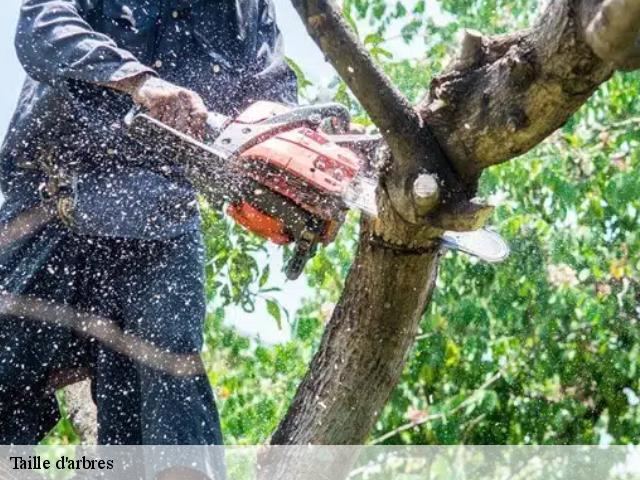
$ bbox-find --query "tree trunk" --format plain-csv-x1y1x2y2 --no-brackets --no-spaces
272,220,440,444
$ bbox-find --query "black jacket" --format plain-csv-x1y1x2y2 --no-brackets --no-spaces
0,0,298,239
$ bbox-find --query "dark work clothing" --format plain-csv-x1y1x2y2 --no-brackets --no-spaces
0,190,222,446
0,0,297,450
1,0,297,239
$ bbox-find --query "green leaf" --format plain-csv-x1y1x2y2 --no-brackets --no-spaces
266,299,283,330
370,46,393,60
259,264,270,288
286,57,313,91
364,32,384,45
342,3,360,36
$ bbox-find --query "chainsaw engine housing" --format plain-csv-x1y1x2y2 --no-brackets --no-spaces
126,101,366,280
226,102,363,279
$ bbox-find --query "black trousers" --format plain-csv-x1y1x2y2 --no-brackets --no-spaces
0,210,222,446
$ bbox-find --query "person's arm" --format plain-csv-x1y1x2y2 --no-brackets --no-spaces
15,0,207,136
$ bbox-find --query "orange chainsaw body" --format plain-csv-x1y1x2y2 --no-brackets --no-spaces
227,101,363,247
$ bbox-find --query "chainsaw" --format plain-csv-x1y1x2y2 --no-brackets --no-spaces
125,101,509,280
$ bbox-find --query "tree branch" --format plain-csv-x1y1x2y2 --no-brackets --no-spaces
417,0,637,180
289,0,420,139
584,0,640,70
290,0,470,231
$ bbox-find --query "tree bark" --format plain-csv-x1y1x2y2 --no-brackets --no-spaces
419,0,640,179
64,380,98,444
273,0,640,449
272,221,440,444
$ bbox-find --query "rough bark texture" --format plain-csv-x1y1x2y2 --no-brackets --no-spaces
271,221,440,444
418,0,636,180
584,0,640,70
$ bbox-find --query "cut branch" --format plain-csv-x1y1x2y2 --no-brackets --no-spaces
418,0,627,180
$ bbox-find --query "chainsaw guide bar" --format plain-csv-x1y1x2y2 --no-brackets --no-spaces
125,102,510,279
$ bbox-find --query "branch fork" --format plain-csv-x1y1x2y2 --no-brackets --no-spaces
272,0,640,451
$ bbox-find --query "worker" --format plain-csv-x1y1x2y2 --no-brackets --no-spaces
0,0,296,454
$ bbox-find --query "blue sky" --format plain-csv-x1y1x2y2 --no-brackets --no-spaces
0,2,25,135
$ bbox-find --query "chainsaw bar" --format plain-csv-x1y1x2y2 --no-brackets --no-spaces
125,110,244,207
342,176,510,263
342,174,379,218
125,108,510,268
441,229,510,263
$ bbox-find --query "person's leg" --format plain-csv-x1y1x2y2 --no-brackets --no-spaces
64,237,141,445
92,230,222,446
0,223,89,444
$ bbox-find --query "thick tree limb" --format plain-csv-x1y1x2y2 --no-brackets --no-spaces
289,0,420,142
271,221,440,444
584,0,640,70
418,0,640,179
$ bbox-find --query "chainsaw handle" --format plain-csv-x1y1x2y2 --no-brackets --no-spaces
260,103,351,131
124,105,143,127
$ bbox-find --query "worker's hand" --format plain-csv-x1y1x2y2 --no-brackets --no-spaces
109,74,208,139
132,76,208,139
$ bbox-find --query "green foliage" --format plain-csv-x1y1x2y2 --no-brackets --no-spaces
372,70,640,444
200,207,280,313
202,309,313,444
